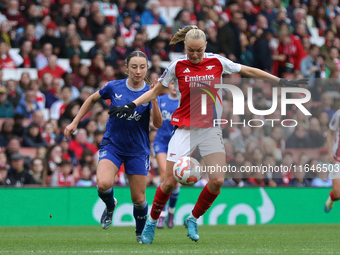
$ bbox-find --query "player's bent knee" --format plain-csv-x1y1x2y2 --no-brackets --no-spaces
97,180,112,191
162,179,177,194
209,178,224,189
131,196,146,205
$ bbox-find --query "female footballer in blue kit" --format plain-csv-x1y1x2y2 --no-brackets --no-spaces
153,81,179,229
64,51,162,243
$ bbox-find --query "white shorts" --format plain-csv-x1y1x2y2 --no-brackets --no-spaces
329,162,340,179
166,127,225,162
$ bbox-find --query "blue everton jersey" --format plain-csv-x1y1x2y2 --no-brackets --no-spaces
154,94,178,143
99,79,151,156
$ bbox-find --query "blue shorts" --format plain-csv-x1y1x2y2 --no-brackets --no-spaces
98,143,149,176
153,139,169,156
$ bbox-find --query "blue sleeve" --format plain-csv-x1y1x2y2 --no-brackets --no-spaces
99,81,115,100
15,104,25,115
160,17,167,25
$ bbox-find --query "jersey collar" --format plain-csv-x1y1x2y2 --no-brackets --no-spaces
125,79,146,92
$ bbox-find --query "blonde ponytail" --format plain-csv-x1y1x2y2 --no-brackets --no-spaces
170,25,206,45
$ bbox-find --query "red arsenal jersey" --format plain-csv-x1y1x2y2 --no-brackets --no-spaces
159,53,241,128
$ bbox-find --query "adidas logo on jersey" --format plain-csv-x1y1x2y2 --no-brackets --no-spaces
183,68,191,73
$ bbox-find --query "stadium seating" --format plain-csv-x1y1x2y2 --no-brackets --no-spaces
2,68,38,81
145,24,162,40
169,52,183,61
309,28,325,47
80,41,95,53
19,147,38,158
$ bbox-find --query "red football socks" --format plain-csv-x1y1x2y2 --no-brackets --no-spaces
330,190,339,201
192,185,220,219
150,186,171,220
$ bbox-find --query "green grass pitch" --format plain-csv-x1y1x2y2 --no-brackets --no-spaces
1,225,340,254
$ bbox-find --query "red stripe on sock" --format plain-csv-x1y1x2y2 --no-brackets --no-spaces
330,190,339,201
150,186,171,220
192,185,220,219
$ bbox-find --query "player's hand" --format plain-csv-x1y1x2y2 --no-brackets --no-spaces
278,78,309,87
108,102,136,120
64,122,78,140
150,82,158,105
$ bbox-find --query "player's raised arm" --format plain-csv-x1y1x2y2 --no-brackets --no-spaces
239,65,308,87
134,81,164,106
64,91,101,139
109,81,165,120
150,85,163,129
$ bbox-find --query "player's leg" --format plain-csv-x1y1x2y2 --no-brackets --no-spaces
185,128,225,241
142,128,192,244
97,159,119,229
325,164,340,213
156,152,167,182
125,155,149,243
155,152,167,228
155,141,181,229
142,160,178,244
167,184,180,228
325,179,340,213
127,174,148,243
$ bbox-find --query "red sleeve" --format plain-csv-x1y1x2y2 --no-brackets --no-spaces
57,67,65,78
87,143,98,155
69,140,82,159
38,68,46,80
294,38,307,72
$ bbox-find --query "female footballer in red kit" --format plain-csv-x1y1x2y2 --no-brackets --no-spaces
109,25,308,243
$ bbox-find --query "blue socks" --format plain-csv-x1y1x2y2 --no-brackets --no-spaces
134,200,148,234
169,186,180,209
97,187,116,211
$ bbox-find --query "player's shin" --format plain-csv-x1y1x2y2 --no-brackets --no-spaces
150,186,171,221
134,200,148,234
97,187,116,211
191,183,221,219
330,190,340,201
169,185,180,213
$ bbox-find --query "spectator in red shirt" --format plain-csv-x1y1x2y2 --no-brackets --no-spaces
248,171,266,187
19,40,36,68
50,85,72,120
40,0,51,16
0,40,16,68
69,128,98,159
49,159,75,187
3,0,28,29
89,53,105,77
38,55,65,79
101,65,115,83
275,27,306,77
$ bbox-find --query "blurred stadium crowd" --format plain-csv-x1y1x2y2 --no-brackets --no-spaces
0,0,339,188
